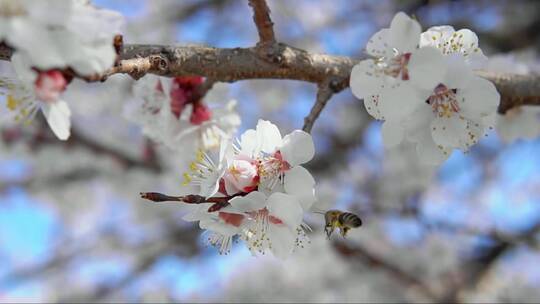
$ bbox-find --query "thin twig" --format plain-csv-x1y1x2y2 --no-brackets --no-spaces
334,241,438,301
248,0,276,45
303,81,335,133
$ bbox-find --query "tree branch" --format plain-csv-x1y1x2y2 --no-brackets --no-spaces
303,81,335,133
2,43,540,128
248,0,276,46
334,241,437,301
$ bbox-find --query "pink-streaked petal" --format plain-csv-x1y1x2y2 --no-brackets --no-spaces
267,192,303,229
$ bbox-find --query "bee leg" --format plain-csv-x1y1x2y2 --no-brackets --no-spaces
325,225,334,239
340,227,350,238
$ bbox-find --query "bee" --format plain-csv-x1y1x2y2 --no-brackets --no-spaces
320,210,362,238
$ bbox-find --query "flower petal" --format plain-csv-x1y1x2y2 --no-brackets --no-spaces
267,192,303,229
366,28,391,58
268,224,295,259
350,60,385,99
239,129,258,157
42,100,71,140
378,85,424,121
416,134,451,165
441,53,474,89
419,25,455,48
229,191,268,212
408,47,447,91
382,120,404,148
256,119,282,154
458,76,500,118
388,12,421,53
280,130,314,166
430,115,467,148
284,166,316,210
364,95,384,120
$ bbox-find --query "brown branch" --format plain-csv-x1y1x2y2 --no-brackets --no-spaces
335,241,437,301
140,191,246,212
439,221,540,303
2,42,540,126
248,0,276,46
303,81,335,133
475,71,540,114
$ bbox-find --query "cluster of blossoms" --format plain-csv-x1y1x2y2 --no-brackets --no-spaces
130,75,241,152
182,120,316,258
350,12,500,164
0,0,123,140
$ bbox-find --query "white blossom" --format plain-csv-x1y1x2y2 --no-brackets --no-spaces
350,12,447,123
0,0,123,75
129,75,241,153
1,54,71,140
420,25,487,68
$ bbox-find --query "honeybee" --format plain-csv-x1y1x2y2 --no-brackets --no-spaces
320,210,362,238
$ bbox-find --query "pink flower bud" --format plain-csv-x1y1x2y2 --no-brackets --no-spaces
190,104,212,125
34,70,67,103
224,155,259,193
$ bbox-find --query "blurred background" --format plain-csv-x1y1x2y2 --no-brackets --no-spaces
1,0,540,302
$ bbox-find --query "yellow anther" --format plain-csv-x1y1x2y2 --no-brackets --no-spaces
189,161,198,172
195,149,204,162
6,94,19,111
182,172,192,186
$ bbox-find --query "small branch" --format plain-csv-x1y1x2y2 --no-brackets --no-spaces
334,241,437,301
140,191,244,212
191,78,217,104
303,81,336,133
476,71,540,114
248,0,276,46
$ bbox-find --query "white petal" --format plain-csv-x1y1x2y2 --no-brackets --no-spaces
408,47,447,91
416,135,451,165
239,129,258,157
404,105,434,143
419,25,455,48
364,95,384,120
430,115,467,148
42,100,71,140
350,60,385,99
382,120,404,148
458,76,500,118
284,166,316,210
388,12,421,53
229,191,267,212
441,54,474,89
378,85,424,121
267,192,303,229
280,130,315,166
10,53,37,83
256,120,282,154
200,219,239,237
366,28,391,58
268,224,295,259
